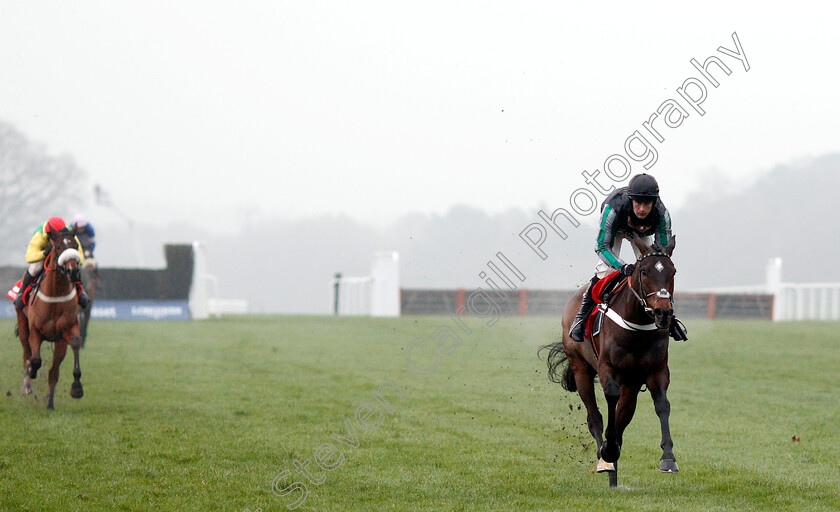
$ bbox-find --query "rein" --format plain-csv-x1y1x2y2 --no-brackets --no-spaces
626,252,673,320
599,251,673,333
35,240,82,304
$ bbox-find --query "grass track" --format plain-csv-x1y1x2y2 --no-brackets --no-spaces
0,316,838,511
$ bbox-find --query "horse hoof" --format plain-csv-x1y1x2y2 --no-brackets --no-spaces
597,458,616,473
29,359,41,379
659,458,679,473
601,444,620,463
47,403,54,411
21,384,32,395
70,384,84,399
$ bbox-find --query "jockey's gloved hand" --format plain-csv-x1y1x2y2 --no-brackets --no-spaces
621,263,635,276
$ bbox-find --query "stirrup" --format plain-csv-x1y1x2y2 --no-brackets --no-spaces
569,318,586,342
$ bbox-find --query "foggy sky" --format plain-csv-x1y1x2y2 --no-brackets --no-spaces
0,2,838,233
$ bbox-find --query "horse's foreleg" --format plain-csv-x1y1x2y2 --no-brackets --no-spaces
47,341,68,410
613,384,641,455
69,334,83,399
600,370,621,464
649,370,678,473
600,372,641,462
28,330,42,380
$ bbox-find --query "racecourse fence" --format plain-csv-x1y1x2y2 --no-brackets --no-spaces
400,289,774,319
0,243,203,320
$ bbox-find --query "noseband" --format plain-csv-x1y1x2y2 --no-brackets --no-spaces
628,251,673,319
47,237,82,281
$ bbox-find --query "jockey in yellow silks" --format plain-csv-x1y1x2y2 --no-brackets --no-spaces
14,216,90,311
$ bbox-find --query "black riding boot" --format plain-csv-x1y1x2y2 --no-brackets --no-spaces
14,271,34,312
669,317,688,341
76,282,90,309
569,275,600,342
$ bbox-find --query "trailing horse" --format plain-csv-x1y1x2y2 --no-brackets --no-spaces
541,234,679,487
16,228,85,410
79,259,99,347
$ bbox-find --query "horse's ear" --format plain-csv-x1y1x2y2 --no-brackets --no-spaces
632,232,651,255
664,235,676,256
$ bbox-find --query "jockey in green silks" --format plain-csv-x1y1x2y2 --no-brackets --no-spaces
569,173,686,342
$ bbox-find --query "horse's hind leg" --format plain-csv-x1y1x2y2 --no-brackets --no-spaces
16,313,33,394
47,341,68,410
20,344,32,395
648,369,679,473
69,334,83,399
79,308,90,347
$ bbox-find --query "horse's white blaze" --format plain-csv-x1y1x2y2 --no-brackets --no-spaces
655,261,664,273
597,458,616,473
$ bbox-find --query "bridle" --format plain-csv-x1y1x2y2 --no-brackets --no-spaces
45,234,83,283
627,251,674,319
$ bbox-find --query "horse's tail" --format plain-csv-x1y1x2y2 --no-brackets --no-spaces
538,341,577,392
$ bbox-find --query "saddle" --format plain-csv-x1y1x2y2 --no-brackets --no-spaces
583,271,689,349
584,272,628,354
6,278,39,307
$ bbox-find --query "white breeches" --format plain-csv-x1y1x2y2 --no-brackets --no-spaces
27,261,44,276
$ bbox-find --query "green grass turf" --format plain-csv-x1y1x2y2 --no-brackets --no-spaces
0,316,837,511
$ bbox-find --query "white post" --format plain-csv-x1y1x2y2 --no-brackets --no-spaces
821,287,829,320
189,241,210,320
833,288,840,321
370,251,400,317
795,288,805,321
766,257,783,321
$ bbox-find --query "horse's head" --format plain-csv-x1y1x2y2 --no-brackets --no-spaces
49,227,83,282
631,233,676,330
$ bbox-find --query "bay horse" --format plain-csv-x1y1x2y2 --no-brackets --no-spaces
16,227,85,410
79,258,99,347
541,234,678,487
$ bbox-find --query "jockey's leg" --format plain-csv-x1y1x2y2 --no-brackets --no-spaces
14,271,32,311
569,275,600,342
669,317,688,341
14,262,43,311
76,285,90,309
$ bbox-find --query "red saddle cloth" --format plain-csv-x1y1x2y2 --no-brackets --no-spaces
6,279,34,307
584,271,622,341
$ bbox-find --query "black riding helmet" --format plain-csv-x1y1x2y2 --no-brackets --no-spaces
628,173,659,202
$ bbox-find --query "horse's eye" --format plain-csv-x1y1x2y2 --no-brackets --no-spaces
640,269,647,276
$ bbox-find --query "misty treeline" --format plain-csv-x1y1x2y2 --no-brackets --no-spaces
8,113,836,314
198,154,840,313
0,121,86,264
